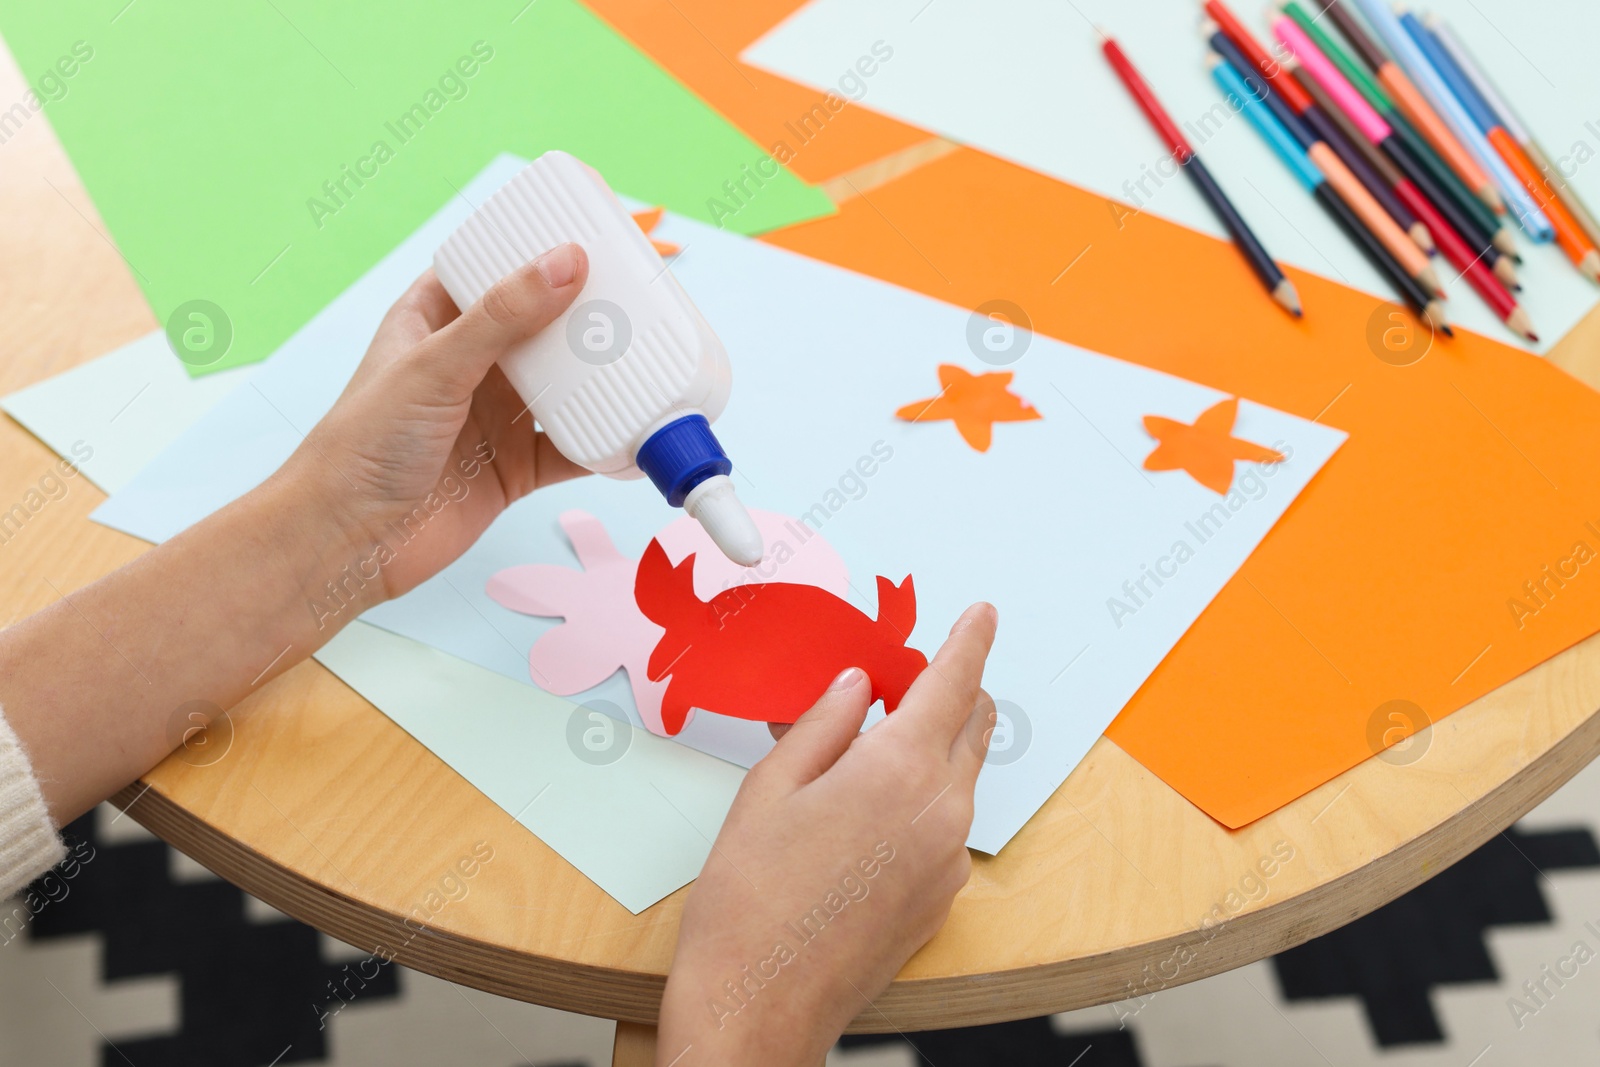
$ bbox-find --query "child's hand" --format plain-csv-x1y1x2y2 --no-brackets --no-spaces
656,603,998,1066
284,244,591,603
1,246,599,823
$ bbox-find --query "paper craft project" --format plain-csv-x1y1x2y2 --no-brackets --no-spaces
0,0,830,375
528,0,1600,822
93,155,1345,850
636,540,925,734
895,365,1042,452
488,508,850,737
764,142,1600,828
744,0,1600,350
0,340,745,915
631,208,680,258
1143,398,1285,494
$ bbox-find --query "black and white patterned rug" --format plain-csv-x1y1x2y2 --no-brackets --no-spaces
6,758,1600,1067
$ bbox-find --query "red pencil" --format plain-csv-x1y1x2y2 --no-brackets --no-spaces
1103,34,1301,315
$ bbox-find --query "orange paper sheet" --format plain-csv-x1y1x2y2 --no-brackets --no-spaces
765,147,1600,827
574,0,1600,828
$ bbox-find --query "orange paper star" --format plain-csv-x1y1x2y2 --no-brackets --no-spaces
632,207,680,257
895,364,1042,452
1142,398,1284,494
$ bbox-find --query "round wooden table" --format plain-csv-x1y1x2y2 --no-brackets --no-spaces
7,39,1600,1067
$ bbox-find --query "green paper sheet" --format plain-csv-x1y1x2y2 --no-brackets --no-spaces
1,0,832,375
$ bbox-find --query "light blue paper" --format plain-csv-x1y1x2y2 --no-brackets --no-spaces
2,331,254,494
313,622,743,914
94,154,1346,852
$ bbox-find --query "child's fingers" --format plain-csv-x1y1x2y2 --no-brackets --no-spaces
757,668,872,787
886,603,997,752
950,687,997,784
407,243,588,406
527,431,591,494
391,270,464,337
348,272,463,383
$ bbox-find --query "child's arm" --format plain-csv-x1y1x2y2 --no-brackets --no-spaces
656,607,997,1066
1,238,998,1062
0,246,589,835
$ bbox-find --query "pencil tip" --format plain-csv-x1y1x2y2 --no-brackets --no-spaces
1507,308,1538,343
1273,280,1303,316
1424,303,1451,336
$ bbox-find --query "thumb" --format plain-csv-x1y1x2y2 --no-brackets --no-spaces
409,242,588,404
759,668,872,787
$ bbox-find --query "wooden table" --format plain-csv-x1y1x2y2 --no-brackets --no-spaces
6,39,1600,1067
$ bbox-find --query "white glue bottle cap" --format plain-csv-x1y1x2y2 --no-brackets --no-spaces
684,475,764,567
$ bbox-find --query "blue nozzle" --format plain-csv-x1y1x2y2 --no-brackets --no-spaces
636,414,733,507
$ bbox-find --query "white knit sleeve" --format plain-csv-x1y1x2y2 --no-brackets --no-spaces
0,709,66,900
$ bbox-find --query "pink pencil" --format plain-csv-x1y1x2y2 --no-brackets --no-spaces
1272,15,1533,340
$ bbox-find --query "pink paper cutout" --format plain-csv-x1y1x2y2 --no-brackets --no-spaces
486,509,850,735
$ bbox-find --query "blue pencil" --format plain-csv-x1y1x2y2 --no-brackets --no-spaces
1358,0,1553,241
1411,17,1500,140
1210,53,1448,333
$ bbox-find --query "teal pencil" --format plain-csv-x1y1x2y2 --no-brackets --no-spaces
1209,53,1448,333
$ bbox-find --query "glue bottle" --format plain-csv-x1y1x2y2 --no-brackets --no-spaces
433,151,763,566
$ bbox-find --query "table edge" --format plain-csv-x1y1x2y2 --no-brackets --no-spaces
111,686,1600,1032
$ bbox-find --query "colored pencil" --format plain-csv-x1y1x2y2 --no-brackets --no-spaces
1287,65,1441,293
1424,16,1600,282
1273,16,1518,291
1102,35,1301,315
1204,11,1437,264
1281,0,1514,258
1396,8,1551,242
1324,0,1505,215
1362,0,1553,239
1426,17,1600,256
1210,55,1448,332
1270,15,1534,338
1207,24,1427,292
1271,11,1432,252
1208,3,1495,269
1204,3,1408,232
